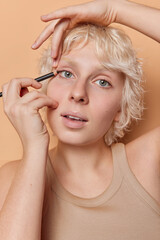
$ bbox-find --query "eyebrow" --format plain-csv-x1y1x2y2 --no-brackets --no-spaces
59,57,113,79
59,57,78,68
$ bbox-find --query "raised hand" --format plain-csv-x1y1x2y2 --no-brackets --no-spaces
2,78,58,149
32,0,120,66
32,0,160,68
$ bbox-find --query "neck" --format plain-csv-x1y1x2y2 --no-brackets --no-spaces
51,138,112,178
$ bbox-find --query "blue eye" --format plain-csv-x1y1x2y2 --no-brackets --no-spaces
95,79,111,88
59,70,73,78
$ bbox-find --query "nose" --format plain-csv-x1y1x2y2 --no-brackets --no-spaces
69,80,89,104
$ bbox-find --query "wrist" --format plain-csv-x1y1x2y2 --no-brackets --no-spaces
114,0,130,24
23,142,49,162
22,134,49,150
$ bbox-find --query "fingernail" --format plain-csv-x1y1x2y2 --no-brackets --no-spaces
53,101,59,108
38,82,42,87
51,50,55,58
52,60,58,68
31,42,37,49
41,14,47,19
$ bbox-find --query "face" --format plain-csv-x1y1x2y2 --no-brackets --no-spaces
46,42,124,146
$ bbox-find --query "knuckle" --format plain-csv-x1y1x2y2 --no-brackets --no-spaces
10,78,22,88
10,78,32,86
9,104,21,116
3,105,10,114
14,103,30,116
10,78,18,84
4,103,16,116
24,103,38,115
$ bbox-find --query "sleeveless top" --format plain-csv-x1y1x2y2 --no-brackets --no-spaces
41,143,160,240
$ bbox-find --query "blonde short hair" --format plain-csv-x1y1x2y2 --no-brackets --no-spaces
40,23,144,145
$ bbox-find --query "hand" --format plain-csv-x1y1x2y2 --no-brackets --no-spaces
32,0,121,66
2,78,58,148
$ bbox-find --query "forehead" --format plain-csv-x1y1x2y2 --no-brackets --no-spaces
60,42,105,70
59,41,124,82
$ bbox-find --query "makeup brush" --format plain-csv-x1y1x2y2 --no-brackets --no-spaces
0,71,58,98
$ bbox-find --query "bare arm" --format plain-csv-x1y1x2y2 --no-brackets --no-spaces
0,147,47,240
0,78,58,239
32,0,160,67
117,0,160,43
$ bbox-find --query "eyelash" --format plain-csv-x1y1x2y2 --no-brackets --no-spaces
57,70,112,88
58,70,73,79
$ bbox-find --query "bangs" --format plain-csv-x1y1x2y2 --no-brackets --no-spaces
40,23,144,145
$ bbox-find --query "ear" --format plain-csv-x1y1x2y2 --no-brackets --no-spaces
114,110,121,122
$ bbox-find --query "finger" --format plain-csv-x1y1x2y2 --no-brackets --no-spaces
41,5,80,22
52,43,62,68
29,96,58,111
51,18,70,58
7,78,42,102
20,91,58,110
20,90,47,103
32,20,59,49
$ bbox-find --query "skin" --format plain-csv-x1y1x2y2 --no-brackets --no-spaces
32,0,160,66
0,1,160,239
46,42,124,182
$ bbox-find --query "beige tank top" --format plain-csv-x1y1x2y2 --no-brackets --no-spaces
41,143,160,240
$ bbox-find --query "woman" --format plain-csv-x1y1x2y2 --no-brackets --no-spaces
0,0,159,239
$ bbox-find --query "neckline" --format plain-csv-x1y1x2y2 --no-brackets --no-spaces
47,143,123,207
117,144,160,215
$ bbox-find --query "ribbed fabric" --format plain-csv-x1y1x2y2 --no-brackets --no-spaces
41,143,160,240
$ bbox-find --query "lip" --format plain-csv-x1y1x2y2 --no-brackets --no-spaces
60,111,88,129
61,111,88,122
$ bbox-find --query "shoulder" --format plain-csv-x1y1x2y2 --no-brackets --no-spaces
125,126,160,204
126,126,160,163
0,160,21,210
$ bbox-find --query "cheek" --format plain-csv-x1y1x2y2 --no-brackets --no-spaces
47,81,65,101
92,93,122,123
94,92,121,115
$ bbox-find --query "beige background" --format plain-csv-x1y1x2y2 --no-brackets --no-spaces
0,0,160,167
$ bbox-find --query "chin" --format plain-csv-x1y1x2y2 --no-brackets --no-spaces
55,130,104,147
56,134,90,146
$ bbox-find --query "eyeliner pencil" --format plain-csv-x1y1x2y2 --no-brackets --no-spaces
0,71,57,98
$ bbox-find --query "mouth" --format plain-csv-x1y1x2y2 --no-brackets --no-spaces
62,115,88,122
61,112,88,122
